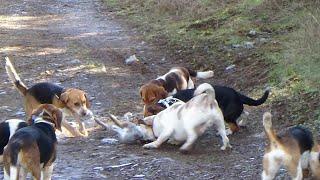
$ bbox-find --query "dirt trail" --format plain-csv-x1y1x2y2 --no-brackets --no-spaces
0,0,288,179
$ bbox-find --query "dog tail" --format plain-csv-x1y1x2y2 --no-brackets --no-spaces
194,83,215,100
188,68,214,79
263,112,278,148
238,87,270,106
5,57,28,96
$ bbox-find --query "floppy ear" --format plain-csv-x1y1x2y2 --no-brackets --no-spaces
157,86,168,100
60,90,70,104
84,93,90,108
53,94,65,107
28,104,46,124
145,104,165,117
52,109,63,131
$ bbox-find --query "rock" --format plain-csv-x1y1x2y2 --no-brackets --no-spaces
125,55,139,65
225,65,236,72
101,138,119,145
15,110,25,116
243,42,254,49
247,29,257,37
232,44,241,49
0,91,7,95
259,37,268,44
70,59,81,64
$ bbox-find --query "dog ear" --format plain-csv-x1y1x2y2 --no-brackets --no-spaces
60,90,70,104
28,104,47,124
52,109,63,131
53,94,65,107
157,86,168,100
84,93,90,108
145,104,165,117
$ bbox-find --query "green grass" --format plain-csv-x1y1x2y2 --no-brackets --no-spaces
103,0,320,124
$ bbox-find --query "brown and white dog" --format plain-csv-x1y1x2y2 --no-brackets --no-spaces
0,119,28,163
3,104,62,180
142,83,231,152
139,67,213,116
262,112,320,180
5,57,93,137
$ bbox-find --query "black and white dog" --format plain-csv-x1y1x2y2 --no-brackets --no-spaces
145,84,270,134
0,119,28,162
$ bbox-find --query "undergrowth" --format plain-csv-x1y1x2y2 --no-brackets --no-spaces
104,0,320,125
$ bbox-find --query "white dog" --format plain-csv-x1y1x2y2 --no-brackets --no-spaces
142,83,231,152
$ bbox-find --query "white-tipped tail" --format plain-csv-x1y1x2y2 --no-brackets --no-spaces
196,70,214,79
263,112,272,130
5,57,27,95
194,83,215,99
5,57,21,83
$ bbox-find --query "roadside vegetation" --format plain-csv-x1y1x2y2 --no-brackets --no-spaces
103,0,320,129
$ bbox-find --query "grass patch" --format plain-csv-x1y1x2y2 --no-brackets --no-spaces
103,0,320,124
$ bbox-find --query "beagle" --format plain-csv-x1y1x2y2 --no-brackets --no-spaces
3,104,62,180
139,67,213,115
142,83,231,152
0,119,28,163
5,57,93,137
262,112,320,180
145,85,270,134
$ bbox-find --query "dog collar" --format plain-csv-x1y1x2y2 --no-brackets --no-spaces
158,97,181,108
32,116,55,128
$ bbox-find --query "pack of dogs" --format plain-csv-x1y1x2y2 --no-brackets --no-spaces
0,57,319,179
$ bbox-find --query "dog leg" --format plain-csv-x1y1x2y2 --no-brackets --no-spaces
19,167,27,180
61,119,86,137
262,153,282,180
227,122,240,134
41,164,54,180
216,120,231,150
180,130,198,152
238,111,249,127
286,158,303,180
4,167,9,180
143,129,173,149
9,166,19,180
75,116,88,137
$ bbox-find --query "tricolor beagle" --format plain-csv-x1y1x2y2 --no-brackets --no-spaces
262,112,320,180
139,67,213,116
145,84,270,134
5,57,93,137
0,119,28,163
3,104,62,180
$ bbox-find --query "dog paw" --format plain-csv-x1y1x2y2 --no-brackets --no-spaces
226,129,233,136
143,143,158,149
220,144,232,150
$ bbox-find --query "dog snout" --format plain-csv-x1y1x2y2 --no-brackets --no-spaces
80,109,93,117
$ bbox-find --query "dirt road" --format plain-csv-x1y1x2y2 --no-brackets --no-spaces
0,0,286,179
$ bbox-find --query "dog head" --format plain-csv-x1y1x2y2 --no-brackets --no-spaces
144,103,165,117
28,104,63,131
59,88,92,117
139,83,168,105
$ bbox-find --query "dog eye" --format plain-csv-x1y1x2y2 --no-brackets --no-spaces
74,102,80,106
